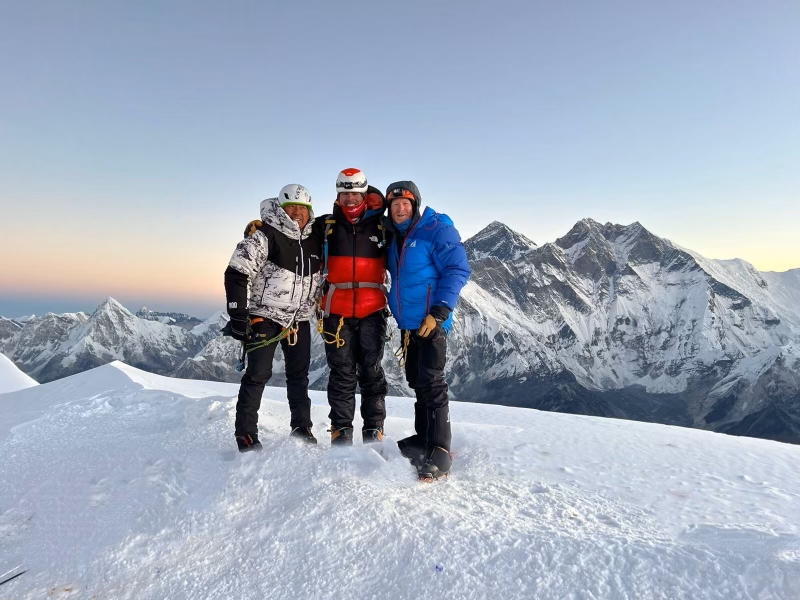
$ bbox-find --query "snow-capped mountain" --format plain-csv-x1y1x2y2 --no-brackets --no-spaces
446,218,800,443
464,220,538,262
136,306,204,328
0,299,406,393
2,219,799,444
3,311,89,381
173,333,244,383
1,363,798,598
2,299,205,383
0,316,24,354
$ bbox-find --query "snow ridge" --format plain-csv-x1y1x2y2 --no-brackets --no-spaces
0,364,798,599
0,352,38,394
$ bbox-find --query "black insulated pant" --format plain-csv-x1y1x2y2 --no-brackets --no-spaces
235,319,312,436
403,328,451,452
325,311,388,429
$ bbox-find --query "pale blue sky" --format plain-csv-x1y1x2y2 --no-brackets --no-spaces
1,0,798,317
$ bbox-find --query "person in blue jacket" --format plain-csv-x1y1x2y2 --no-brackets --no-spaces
384,180,470,480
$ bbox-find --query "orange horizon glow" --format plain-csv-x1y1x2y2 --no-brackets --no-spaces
3,208,798,311
3,247,798,305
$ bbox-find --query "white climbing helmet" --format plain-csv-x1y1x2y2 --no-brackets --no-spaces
278,184,313,209
335,168,368,194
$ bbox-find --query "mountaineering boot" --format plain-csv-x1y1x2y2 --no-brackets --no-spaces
330,426,354,446
417,446,452,481
397,434,426,466
290,427,318,444
362,426,384,444
236,433,263,453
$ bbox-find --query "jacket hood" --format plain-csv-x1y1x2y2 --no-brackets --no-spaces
420,206,453,227
386,206,446,236
260,197,316,240
385,181,422,207
365,185,386,211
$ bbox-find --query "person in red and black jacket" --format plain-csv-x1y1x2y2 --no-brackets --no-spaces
318,169,389,445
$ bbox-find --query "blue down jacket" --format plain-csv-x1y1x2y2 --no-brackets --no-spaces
386,207,470,332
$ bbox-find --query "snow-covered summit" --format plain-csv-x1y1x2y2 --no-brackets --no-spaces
0,352,38,394
465,220,538,262
136,306,204,328
551,218,672,274
0,316,23,353
0,363,798,598
3,311,90,380
190,310,226,338
62,298,202,379
94,296,132,317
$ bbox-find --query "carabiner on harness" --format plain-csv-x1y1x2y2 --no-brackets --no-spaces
246,318,299,353
318,315,345,348
394,330,410,367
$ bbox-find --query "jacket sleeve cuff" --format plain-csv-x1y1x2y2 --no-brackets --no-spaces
429,305,452,322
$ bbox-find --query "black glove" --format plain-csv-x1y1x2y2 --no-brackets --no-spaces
227,312,250,342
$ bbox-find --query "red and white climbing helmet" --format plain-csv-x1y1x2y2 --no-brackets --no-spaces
335,168,368,194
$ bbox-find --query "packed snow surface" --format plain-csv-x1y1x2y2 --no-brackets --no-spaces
0,352,38,395
1,362,798,599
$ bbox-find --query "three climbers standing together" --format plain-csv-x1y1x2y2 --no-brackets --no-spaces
224,169,470,480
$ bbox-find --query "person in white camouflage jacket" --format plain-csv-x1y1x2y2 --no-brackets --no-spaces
224,184,324,452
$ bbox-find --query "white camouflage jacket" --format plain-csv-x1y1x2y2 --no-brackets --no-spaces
226,198,323,327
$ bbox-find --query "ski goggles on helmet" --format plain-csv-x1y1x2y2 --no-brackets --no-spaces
386,188,416,202
337,181,366,191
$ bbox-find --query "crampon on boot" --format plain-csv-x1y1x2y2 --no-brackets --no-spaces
417,446,452,482
329,426,354,446
290,427,318,444
362,426,384,444
397,434,426,466
235,433,263,453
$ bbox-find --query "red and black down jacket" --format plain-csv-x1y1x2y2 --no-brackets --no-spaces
319,203,387,319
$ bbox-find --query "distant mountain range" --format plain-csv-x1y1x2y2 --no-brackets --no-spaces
3,219,799,444
449,219,800,444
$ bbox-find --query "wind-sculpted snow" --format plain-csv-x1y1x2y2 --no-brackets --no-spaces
0,352,38,394
0,364,798,598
